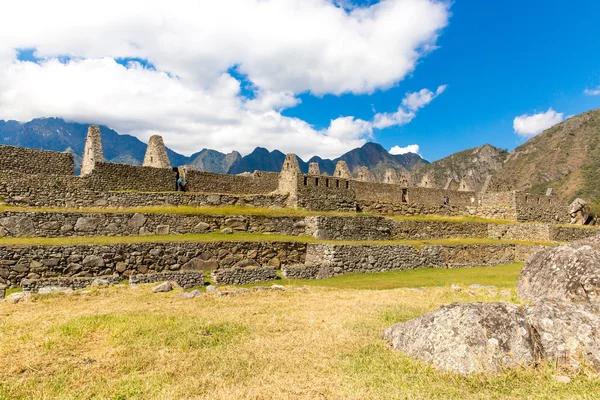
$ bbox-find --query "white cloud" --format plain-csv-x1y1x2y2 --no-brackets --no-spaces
401,85,447,111
390,144,420,155
372,84,446,129
0,0,451,159
513,108,564,137
584,87,600,96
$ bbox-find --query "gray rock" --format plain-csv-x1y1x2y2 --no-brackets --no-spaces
39,221,61,230
383,302,540,374
271,284,285,291
128,213,147,229
518,243,600,311
0,283,6,299
0,216,35,237
152,281,173,293
181,289,202,299
4,291,30,304
569,198,592,225
156,225,170,235
183,257,218,271
206,285,217,292
192,222,212,233
221,227,234,235
82,255,105,268
74,217,101,232
38,286,73,294
526,299,600,371
90,278,111,287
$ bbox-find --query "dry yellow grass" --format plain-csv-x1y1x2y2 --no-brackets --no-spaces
1,280,599,399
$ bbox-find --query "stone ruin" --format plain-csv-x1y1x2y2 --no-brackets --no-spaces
333,161,351,179
143,135,171,169
383,168,400,184
80,126,104,176
308,162,320,175
356,166,376,182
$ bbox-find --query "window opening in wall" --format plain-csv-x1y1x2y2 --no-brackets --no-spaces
525,196,528,203
326,178,329,187
303,176,308,186
549,198,552,204
315,177,319,186
346,181,349,189
402,188,408,203
150,156,153,163
336,180,340,188
537,198,541,204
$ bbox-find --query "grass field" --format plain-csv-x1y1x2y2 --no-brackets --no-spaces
1,264,599,399
0,231,558,248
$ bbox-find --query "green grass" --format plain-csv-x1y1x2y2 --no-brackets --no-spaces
0,231,558,248
241,263,524,291
2,274,599,399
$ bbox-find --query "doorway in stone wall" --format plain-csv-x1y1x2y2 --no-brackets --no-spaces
173,167,180,191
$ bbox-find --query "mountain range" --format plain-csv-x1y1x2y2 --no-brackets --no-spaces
0,118,428,176
2,109,600,203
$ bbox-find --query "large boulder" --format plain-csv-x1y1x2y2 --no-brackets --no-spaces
526,299,600,371
517,243,600,311
0,216,35,237
383,302,540,374
569,198,592,225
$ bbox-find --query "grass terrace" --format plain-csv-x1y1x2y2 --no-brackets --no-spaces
1,264,599,399
0,204,514,224
0,231,559,248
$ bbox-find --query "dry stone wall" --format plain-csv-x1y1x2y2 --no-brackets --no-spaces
392,220,488,240
0,171,289,208
295,175,356,211
129,271,204,289
211,265,277,285
0,145,74,176
305,215,395,241
514,192,568,224
21,274,121,292
185,170,279,195
0,241,306,287
0,211,306,238
87,162,176,192
441,244,515,268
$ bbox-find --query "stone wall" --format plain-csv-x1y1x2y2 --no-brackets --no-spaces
514,244,550,262
514,192,569,224
185,170,279,195
88,162,177,192
441,244,515,268
476,192,517,221
550,226,600,242
303,244,446,278
0,211,306,238
305,215,395,241
353,182,475,206
0,145,75,176
392,220,488,240
0,171,289,208
211,266,276,285
295,174,356,211
0,241,306,287
129,271,204,289
21,274,121,292
487,223,551,242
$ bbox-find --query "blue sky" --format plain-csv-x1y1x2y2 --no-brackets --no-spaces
1,0,600,161
283,0,600,161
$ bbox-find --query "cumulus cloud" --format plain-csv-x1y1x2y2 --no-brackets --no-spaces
389,144,420,155
0,0,451,158
513,108,564,137
372,84,446,129
585,86,600,96
401,85,447,111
